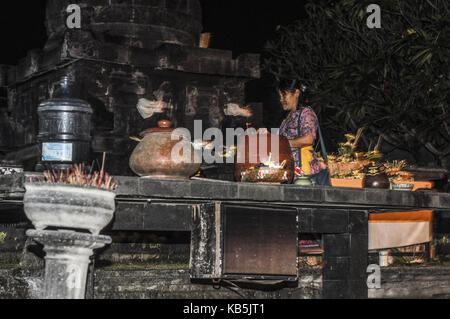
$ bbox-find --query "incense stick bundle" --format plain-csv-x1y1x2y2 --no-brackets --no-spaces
30,163,116,190
375,135,383,152
352,128,365,151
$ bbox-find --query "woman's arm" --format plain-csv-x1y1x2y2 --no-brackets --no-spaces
288,134,315,148
289,107,318,148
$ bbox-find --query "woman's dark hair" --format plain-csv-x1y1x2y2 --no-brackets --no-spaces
277,78,311,107
277,78,300,93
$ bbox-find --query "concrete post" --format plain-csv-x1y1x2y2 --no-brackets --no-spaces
379,250,389,267
26,230,111,299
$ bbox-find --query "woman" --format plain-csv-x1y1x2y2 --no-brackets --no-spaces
277,79,331,186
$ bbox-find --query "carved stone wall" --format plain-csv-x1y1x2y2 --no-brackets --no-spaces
0,0,261,175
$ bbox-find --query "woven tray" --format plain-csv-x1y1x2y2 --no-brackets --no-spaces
240,167,290,184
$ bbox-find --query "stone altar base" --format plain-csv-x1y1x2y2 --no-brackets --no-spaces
26,229,111,299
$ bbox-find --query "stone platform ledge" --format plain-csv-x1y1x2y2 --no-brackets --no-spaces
2,266,449,299
369,266,450,299
113,176,450,210
1,173,450,210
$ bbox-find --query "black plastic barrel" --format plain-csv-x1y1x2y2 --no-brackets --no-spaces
37,97,93,169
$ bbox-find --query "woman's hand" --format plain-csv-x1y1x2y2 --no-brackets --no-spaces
192,139,215,150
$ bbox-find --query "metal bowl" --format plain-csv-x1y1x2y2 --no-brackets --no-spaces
392,183,414,191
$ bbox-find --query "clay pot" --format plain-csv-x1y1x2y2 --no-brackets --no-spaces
234,133,294,183
129,120,201,179
363,173,390,189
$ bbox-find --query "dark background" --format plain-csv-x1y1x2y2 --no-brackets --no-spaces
0,0,306,64
0,1,307,130
199,1,306,56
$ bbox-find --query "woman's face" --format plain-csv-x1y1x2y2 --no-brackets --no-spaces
279,89,300,112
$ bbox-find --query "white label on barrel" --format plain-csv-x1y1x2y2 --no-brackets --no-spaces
42,143,73,162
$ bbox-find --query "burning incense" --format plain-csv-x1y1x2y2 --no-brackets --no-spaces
30,163,116,190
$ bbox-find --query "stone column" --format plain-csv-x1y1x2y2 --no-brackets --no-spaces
26,230,111,299
322,210,369,299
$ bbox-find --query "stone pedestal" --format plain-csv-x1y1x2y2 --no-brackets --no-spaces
26,229,111,299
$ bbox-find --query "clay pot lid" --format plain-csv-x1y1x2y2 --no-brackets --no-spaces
140,120,175,136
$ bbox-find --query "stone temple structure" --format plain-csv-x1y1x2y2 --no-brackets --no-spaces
0,0,261,175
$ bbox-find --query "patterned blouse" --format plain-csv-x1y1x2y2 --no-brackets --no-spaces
279,107,322,176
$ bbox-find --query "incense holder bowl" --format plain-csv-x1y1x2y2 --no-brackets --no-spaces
23,183,116,235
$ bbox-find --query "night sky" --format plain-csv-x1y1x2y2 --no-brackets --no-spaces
0,0,306,64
